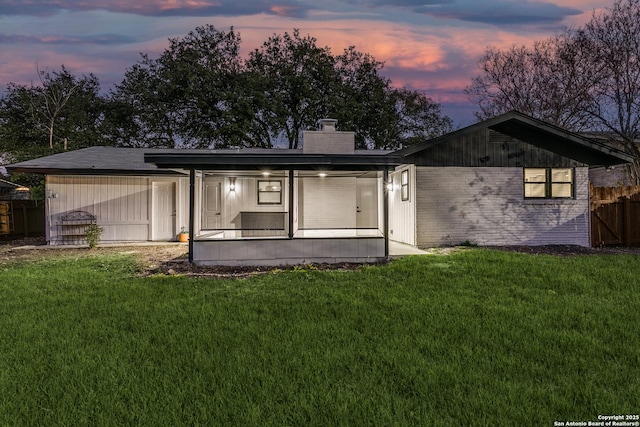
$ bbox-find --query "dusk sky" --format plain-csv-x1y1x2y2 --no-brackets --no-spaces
0,0,617,126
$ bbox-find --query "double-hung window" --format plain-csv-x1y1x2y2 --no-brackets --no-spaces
524,168,574,199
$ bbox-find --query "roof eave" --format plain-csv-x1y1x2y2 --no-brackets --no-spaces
5,166,185,176
144,153,404,171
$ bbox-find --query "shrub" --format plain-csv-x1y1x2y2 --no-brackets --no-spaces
85,224,104,249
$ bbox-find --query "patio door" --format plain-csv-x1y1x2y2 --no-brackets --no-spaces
357,178,378,229
202,179,222,230
152,181,176,241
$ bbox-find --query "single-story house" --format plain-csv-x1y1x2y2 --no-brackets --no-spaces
0,178,30,200
7,112,632,265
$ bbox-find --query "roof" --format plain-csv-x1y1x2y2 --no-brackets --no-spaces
7,146,400,174
5,112,633,174
0,178,21,189
395,111,634,166
6,147,185,175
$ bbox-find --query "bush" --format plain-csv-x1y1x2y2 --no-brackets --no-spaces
85,224,104,249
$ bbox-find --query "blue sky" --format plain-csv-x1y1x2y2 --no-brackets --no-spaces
0,0,616,126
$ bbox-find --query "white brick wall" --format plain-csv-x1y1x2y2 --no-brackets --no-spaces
415,167,590,247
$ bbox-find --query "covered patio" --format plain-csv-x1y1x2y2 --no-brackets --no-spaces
145,150,402,265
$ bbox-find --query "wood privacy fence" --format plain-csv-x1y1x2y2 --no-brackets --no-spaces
0,200,45,240
590,184,640,247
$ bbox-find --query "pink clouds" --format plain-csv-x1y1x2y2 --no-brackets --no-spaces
0,0,621,123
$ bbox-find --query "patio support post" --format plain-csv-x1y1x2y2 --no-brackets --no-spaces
383,169,389,259
288,169,294,239
188,168,195,263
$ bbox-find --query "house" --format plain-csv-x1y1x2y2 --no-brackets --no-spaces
7,112,632,265
581,132,640,186
0,178,30,200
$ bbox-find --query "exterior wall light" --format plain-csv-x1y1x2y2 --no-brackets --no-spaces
229,177,236,192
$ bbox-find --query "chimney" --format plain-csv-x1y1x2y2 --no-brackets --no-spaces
318,118,338,132
303,118,355,154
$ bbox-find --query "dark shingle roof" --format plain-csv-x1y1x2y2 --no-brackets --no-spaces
7,146,396,175
6,147,191,175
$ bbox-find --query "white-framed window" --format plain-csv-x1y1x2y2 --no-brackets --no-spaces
401,169,409,201
257,180,282,205
524,168,574,199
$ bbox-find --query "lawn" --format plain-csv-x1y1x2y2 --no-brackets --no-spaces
0,249,638,426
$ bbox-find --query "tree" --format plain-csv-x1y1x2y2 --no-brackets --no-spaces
112,25,247,148
0,66,107,162
246,33,452,149
111,25,452,150
578,0,640,182
388,87,453,148
465,34,594,130
245,29,339,149
466,0,640,183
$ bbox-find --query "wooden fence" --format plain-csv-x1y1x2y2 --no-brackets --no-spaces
0,200,45,240
590,184,640,247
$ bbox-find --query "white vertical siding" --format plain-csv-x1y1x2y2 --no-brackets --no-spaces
48,175,151,244
299,177,357,229
201,176,288,232
414,167,590,247
388,166,416,246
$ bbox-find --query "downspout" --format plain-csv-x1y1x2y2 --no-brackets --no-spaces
188,169,195,263
383,169,389,259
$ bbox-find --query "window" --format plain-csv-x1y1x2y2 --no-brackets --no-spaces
257,180,282,205
524,168,573,198
401,170,409,201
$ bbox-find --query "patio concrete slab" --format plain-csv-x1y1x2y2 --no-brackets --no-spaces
389,241,429,256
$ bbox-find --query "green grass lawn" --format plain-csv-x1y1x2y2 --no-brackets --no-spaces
1,249,639,426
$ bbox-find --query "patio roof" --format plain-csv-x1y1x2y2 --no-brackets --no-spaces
144,151,404,171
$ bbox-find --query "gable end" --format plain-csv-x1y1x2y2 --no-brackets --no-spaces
406,128,585,168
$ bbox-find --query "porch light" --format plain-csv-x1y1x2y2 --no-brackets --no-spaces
386,182,394,192
318,173,327,177
262,171,271,177
229,177,236,192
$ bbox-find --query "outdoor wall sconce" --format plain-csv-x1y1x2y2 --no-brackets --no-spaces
386,182,394,192
229,177,236,192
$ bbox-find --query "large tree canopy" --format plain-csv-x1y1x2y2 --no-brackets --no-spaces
111,25,246,148
113,26,452,149
466,0,640,183
1,25,452,169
